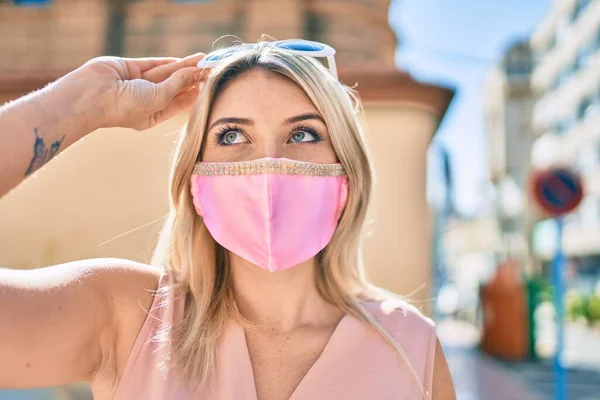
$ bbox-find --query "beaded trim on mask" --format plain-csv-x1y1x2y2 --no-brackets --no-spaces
193,159,346,176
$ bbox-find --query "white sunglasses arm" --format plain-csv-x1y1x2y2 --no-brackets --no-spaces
327,56,338,80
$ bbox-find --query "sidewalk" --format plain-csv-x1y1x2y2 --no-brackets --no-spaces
446,347,541,400
439,319,600,400
0,384,90,400
438,319,541,399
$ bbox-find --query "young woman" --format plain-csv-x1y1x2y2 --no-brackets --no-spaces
0,40,455,399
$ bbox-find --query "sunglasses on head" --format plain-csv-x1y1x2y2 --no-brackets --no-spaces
197,39,338,80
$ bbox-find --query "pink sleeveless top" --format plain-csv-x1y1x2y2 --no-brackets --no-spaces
113,272,436,400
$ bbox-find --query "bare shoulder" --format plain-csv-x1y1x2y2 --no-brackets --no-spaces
361,294,435,335
360,293,455,399
96,258,164,328
86,258,163,304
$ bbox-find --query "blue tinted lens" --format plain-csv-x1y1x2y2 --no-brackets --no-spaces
205,53,224,61
276,42,324,52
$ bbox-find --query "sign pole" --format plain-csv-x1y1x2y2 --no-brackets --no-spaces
552,217,567,400
530,167,583,400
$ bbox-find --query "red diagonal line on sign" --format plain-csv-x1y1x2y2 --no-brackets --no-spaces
544,173,576,205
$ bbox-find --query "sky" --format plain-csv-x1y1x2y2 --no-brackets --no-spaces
388,0,554,216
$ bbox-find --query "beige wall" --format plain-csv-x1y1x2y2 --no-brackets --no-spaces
361,104,436,306
0,103,437,304
0,116,184,267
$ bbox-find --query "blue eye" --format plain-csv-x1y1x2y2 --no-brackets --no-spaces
224,132,239,144
216,125,248,146
291,131,311,142
289,127,323,144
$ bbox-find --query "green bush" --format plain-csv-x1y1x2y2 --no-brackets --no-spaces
588,294,600,323
566,290,588,321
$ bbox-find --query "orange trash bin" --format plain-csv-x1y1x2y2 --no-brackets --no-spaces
480,259,529,361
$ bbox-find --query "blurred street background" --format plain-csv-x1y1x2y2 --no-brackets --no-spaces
2,0,600,399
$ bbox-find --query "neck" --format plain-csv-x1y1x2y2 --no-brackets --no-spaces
230,253,341,332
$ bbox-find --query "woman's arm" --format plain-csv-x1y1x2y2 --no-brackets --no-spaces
0,54,204,198
0,68,96,197
0,258,161,388
432,337,456,399
0,53,204,388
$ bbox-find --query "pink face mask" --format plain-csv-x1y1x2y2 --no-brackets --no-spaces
190,158,348,272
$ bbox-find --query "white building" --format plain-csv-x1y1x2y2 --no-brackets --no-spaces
530,0,600,258
484,40,536,261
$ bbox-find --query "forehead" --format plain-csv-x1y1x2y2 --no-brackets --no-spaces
208,69,319,123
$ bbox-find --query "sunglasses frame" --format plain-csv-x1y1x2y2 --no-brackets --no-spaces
197,39,338,79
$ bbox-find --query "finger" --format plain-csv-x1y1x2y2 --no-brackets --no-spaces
142,52,206,84
153,85,201,125
125,57,181,73
180,52,206,67
156,67,202,105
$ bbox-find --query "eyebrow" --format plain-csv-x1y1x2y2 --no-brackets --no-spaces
283,113,325,125
208,113,325,131
208,117,252,131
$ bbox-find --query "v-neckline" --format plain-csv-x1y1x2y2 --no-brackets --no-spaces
232,313,352,400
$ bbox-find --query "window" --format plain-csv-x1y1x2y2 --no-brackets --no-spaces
556,121,567,136
574,0,591,20
575,45,591,70
558,64,574,85
585,92,600,119
505,53,532,76
577,96,592,120
550,76,560,92
556,113,577,135
507,62,531,75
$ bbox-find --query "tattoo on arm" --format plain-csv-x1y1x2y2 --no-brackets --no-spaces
24,128,66,176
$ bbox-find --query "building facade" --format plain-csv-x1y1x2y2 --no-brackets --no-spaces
530,0,600,258
527,0,600,371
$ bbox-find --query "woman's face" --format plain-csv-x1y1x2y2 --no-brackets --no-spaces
201,69,337,164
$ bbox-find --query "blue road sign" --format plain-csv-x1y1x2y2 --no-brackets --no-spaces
532,168,583,217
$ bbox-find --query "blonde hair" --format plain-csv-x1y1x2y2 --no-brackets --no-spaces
152,41,424,395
